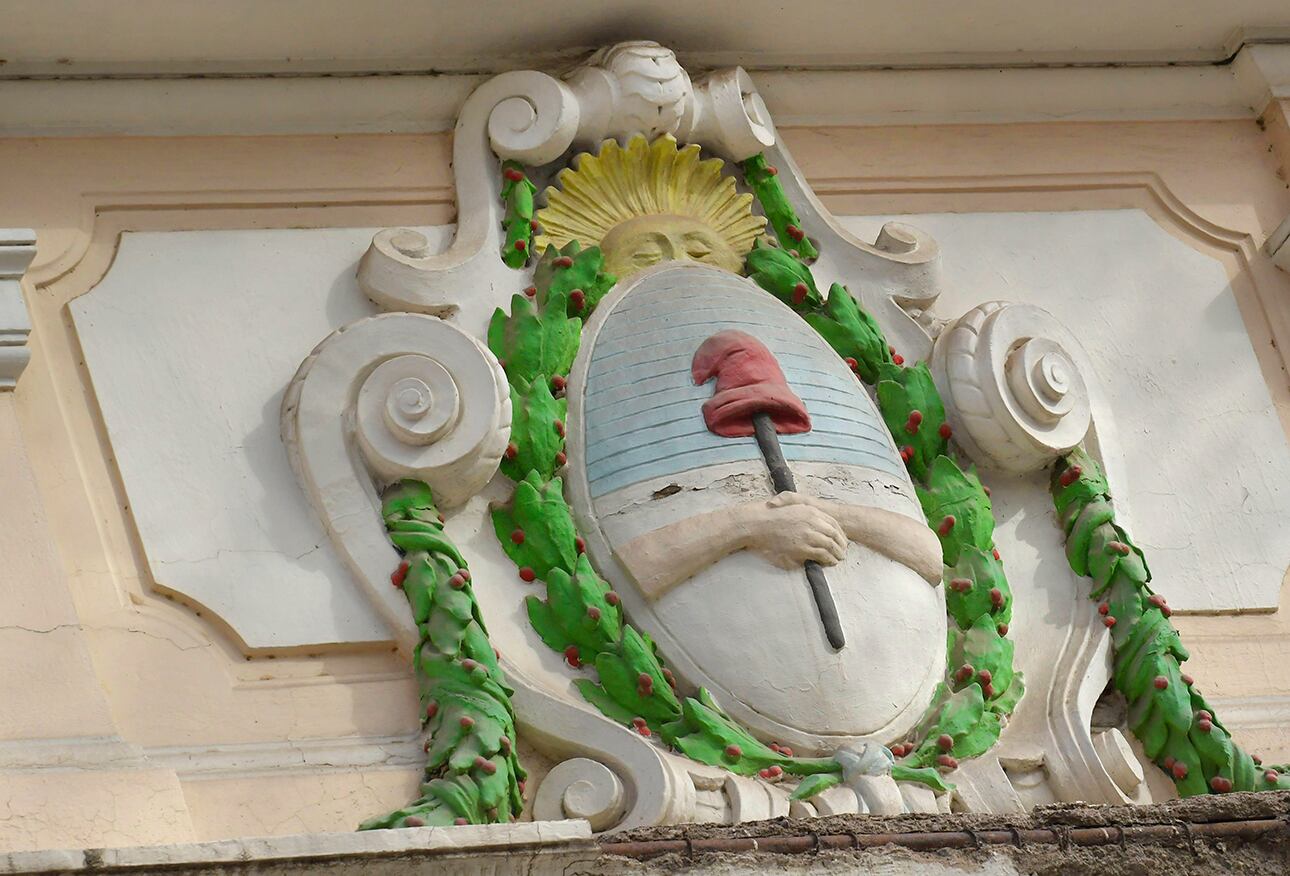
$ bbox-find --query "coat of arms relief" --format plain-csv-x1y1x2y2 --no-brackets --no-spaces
278,41,1290,831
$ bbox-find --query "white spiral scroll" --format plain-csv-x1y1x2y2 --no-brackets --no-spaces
930,301,1093,474
532,758,627,832
282,313,510,652
358,70,580,317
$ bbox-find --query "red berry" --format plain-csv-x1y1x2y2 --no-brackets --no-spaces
426,701,438,719
954,664,974,683
844,357,858,371
458,569,471,582
554,256,573,268
950,577,972,593
510,528,525,545
438,513,446,524
480,758,498,775
938,515,956,536
759,768,770,779
555,451,567,466
792,282,809,305
939,422,952,439
530,220,540,232
638,672,652,687
1197,718,1213,733
605,591,620,606
391,561,410,588
551,375,567,392
767,165,779,175
587,606,601,622
992,548,1001,560
1196,709,1211,722
575,536,586,555
908,410,923,427
892,353,905,365
1253,754,1262,765
1172,762,1189,780
990,588,1004,608
937,734,954,751
637,725,651,737
662,668,676,688
1059,465,1083,487
937,754,958,769
449,573,466,589
900,445,914,462
1098,603,1109,615
553,419,566,437
977,669,992,685
1265,770,1279,784
982,682,995,699
519,566,536,582
461,658,478,671
769,765,783,778
786,224,805,242
997,623,1009,636
1104,616,1117,628
454,817,468,826
503,167,524,182
513,239,526,252
724,744,742,761
1153,676,1169,690
505,442,518,460
983,485,991,497
405,816,425,827
460,716,475,729
780,746,794,757
564,646,580,668
631,716,646,727
570,289,586,311
524,286,536,297
1210,776,1232,793
770,743,782,753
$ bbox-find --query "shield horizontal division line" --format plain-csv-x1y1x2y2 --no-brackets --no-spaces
565,263,946,752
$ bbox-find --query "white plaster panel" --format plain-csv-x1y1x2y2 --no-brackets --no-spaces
843,209,1290,612
71,227,448,648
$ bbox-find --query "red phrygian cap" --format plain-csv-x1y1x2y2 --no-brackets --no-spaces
691,330,812,438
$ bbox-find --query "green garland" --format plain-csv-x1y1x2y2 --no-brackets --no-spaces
359,481,526,829
500,160,538,268
1051,450,1289,796
742,155,820,262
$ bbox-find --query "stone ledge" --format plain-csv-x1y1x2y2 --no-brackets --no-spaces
0,820,595,875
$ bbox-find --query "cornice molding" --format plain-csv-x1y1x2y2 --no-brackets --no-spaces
5,44,1290,138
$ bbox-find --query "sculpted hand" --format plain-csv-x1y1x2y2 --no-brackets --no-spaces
743,492,848,570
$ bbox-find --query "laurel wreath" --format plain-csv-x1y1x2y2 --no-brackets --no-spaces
358,482,527,829
1051,451,1289,795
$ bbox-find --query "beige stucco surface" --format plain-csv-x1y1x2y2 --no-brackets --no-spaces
1,118,1289,851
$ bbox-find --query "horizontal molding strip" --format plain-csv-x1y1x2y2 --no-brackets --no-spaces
3,45,1289,138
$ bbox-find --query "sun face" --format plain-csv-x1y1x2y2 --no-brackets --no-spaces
534,135,765,279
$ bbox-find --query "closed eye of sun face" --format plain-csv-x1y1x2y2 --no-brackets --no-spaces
681,231,720,263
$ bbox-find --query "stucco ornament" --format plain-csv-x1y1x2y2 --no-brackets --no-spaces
931,301,1093,473
280,39,1288,835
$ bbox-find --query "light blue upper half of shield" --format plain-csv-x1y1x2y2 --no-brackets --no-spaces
582,273,907,498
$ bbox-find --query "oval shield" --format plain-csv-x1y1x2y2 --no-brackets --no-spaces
566,264,946,752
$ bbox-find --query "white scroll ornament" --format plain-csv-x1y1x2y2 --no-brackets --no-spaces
282,313,510,651
931,301,1092,474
